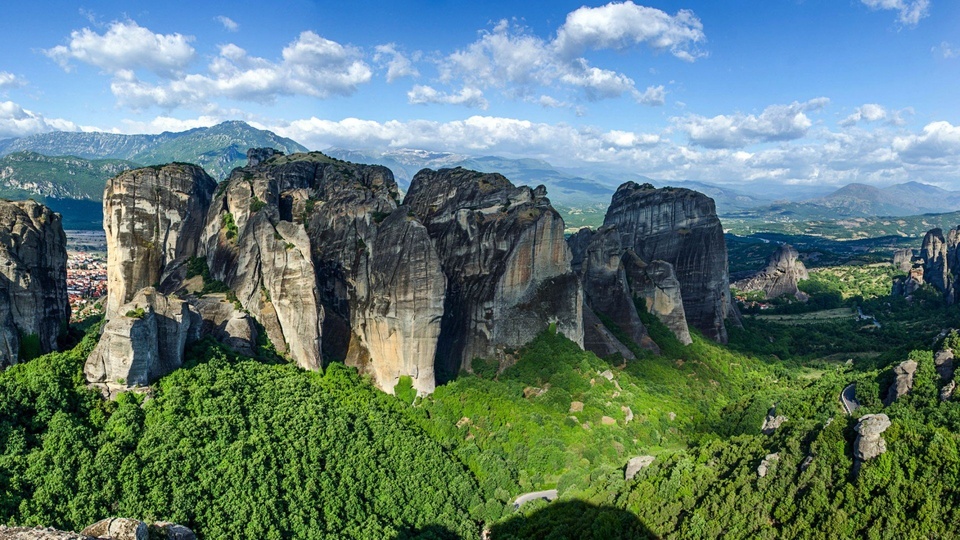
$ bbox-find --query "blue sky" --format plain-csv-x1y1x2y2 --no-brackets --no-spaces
0,0,958,189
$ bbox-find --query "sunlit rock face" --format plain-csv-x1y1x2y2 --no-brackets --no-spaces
733,244,809,300
0,200,69,366
406,167,583,382
603,182,737,343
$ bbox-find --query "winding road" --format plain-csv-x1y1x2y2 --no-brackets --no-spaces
513,489,558,509
841,383,860,415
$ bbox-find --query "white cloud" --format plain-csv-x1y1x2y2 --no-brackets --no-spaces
934,41,960,59
215,16,239,32
860,0,930,26
0,72,25,89
678,98,829,148
407,85,488,109
109,31,372,109
433,3,702,107
374,43,419,82
45,20,195,76
840,103,887,126
554,2,705,61
893,121,960,163
0,101,78,138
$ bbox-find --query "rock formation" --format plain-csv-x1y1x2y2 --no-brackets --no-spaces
603,182,737,343
405,167,583,381
568,226,657,359
0,200,69,367
757,453,779,478
733,244,809,300
85,288,200,392
624,455,655,481
854,413,891,462
884,359,917,406
624,254,692,345
761,407,788,435
894,226,960,302
0,519,195,540
893,248,914,273
102,163,216,318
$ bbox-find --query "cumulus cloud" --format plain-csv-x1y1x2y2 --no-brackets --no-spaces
433,3,703,107
407,85,488,109
0,72,25,89
215,16,239,32
109,31,372,109
554,2,705,61
893,121,960,163
45,20,195,76
860,0,930,26
840,103,887,126
678,98,829,149
0,101,78,138
374,43,419,82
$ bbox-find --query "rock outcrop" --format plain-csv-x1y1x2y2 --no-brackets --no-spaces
733,244,809,300
405,167,583,381
0,200,69,367
894,226,960,302
757,452,779,478
102,163,216,318
568,226,656,359
80,519,146,540
603,182,737,343
0,519,195,540
84,288,199,391
624,254,692,345
624,455,655,480
883,359,917,406
854,413,891,461
761,408,788,435
893,248,914,273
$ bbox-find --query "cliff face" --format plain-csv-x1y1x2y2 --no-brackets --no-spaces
102,163,216,318
733,244,809,300
0,200,69,366
894,226,960,302
405,168,583,381
603,182,735,343
625,255,692,345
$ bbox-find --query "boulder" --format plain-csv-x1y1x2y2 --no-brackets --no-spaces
757,453,779,478
80,518,147,540
405,167,583,381
761,411,788,435
84,288,199,389
941,380,956,402
624,455,655,480
102,163,216,319
603,182,736,343
884,359,917,406
148,522,196,540
733,244,809,300
0,200,69,367
854,413,891,461
0,525,90,539
935,348,955,381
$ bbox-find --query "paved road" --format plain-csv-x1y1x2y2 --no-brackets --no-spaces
513,489,558,509
841,383,860,415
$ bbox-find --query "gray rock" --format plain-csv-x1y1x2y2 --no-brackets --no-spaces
0,525,90,539
80,518,147,540
761,411,788,435
193,295,259,356
85,288,199,388
854,413,891,461
603,182,736,343
942,380,956,402
884,359,918,406
892,248,914,273
733,244,809,300
405,168,583,381
757,453,779,478
102,163,216,319
625,455,655,480
148,522,196,540
0,200,69,367
625,255,692,345
800,455,814,471
935,348,955,381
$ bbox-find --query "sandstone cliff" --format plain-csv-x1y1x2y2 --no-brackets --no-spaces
603,182,736,343
405,168,583,381
733,244,809,300
102,163,216,318
0,200,69,366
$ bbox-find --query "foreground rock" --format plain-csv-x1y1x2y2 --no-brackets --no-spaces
854,413,891,462
733,244,809,300
406,167,583,381
603,182,737,343
0,519,195,540
0,200,69,367
757,453,779,478
625,455,655,480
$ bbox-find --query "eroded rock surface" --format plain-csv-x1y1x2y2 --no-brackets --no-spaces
854,413,891,461
884,359,917,406
625,254,692,345
102,163,216,318
85,288,199,389
893,248,914,273
733,244,809,300
603,182,736,343
625,456,655,480
757,453,779,478
80,519,146,540
405,167,583,381
0,200,69,366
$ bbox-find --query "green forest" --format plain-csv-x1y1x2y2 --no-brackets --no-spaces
3,260,960,539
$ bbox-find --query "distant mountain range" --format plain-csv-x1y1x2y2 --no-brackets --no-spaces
0,121,306,181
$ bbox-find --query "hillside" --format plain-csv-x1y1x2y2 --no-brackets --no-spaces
0,151,137,201
0,121,307,181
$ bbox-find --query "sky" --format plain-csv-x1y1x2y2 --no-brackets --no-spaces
0,0,959,190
